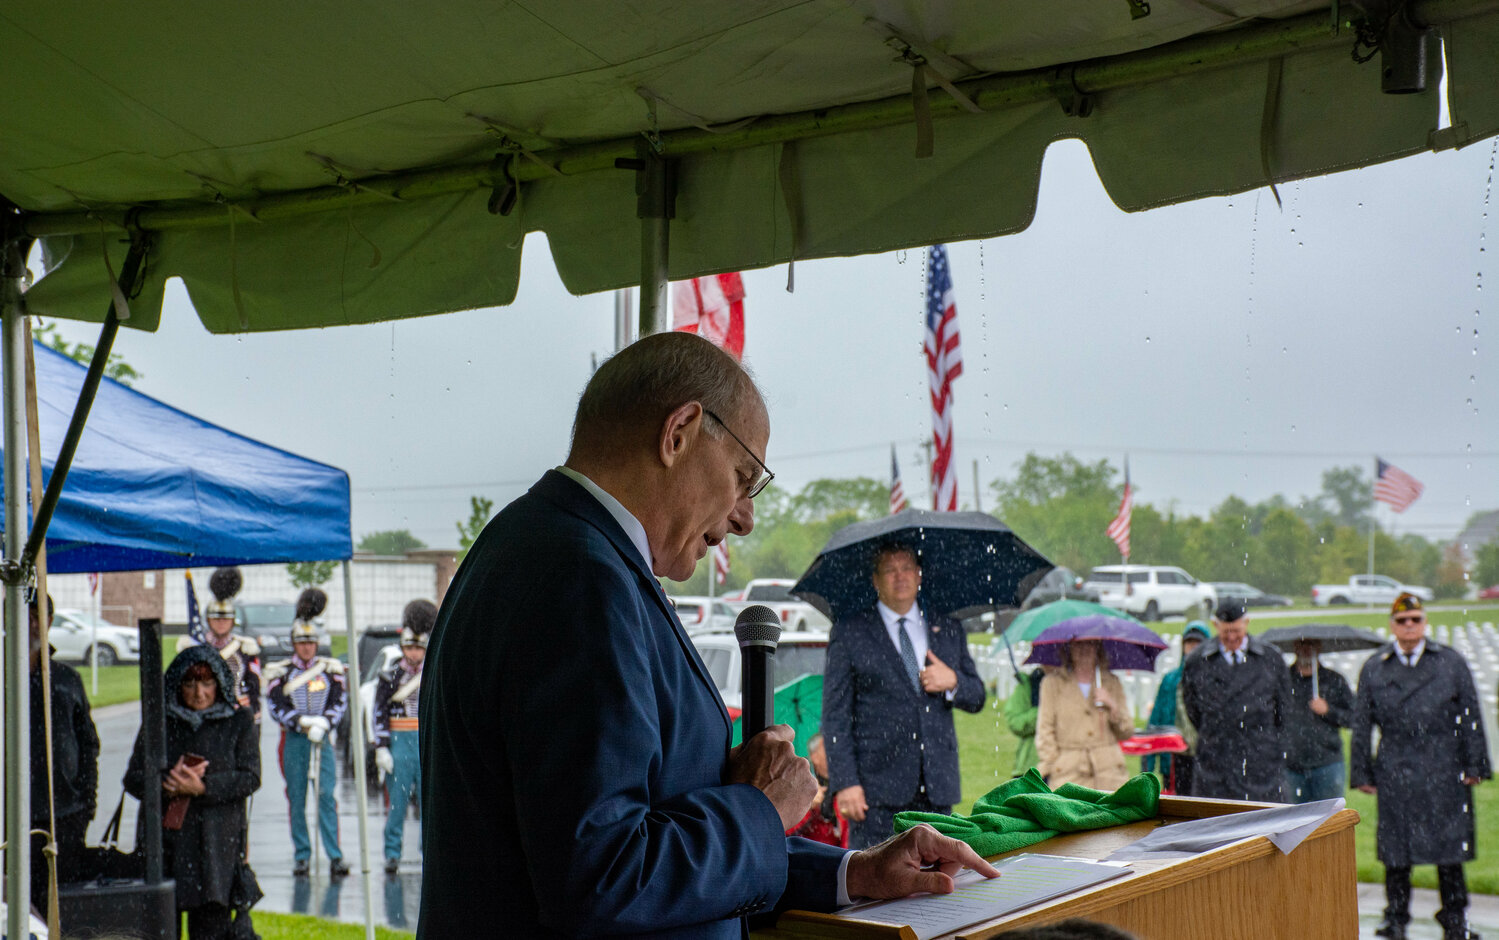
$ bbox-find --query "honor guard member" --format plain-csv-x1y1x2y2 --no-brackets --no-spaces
265,588,349,878
373,599,435,873
179,566,262,722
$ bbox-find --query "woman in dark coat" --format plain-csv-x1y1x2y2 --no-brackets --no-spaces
125,644,262,938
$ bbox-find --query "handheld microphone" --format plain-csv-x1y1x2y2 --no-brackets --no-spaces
734,605,782,738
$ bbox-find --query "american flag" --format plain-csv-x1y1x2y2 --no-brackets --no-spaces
713,541,730,585
185,570,206,643
889,445,909,514
1374,458,1424,513
1107,460,1132,559
673,273,745,361
925,245,962,511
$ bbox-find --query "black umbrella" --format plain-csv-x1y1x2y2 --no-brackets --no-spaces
1257,623,1385,653
791,508,1053,625
1258,623,1384,700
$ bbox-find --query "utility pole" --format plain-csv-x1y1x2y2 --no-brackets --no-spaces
972,460,982,513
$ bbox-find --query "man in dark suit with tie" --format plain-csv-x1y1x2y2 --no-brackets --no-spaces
418,332,995,939
1180,597,1291,802
822,543,987,849
1353,593,1490,940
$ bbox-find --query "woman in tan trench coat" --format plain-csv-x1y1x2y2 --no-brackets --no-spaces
1035,640,1134,791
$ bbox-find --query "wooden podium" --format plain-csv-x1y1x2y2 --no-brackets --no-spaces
759,796,1361,940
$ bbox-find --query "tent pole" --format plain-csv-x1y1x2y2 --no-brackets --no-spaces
613,289,634,351
2,235,33,940
342,560,377,940
640,216,668,335
630,148,676,337
20,237,148,569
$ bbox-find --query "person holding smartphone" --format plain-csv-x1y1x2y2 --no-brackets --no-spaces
124,644,262,939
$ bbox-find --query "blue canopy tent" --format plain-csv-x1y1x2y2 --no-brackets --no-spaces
3,341,351,571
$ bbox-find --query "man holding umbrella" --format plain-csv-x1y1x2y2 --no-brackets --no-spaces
1353,593,1489,940
822,543,987,849
1282,636,1356,803
1181,597,1290,802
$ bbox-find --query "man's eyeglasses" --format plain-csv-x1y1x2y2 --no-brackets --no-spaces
704,410,774,499
1393,615,1425,625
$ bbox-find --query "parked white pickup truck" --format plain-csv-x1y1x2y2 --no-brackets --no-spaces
726,579,831,632
1311,574,1434,607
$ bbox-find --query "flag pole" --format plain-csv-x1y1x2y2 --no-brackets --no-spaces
1368,457,1376,578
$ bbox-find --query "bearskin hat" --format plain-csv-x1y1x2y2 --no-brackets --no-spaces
402,599,438,637
296,587,328,622
209,566,243,602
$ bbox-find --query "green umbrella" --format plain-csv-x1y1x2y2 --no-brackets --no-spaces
995,600,1144,678
731,673,824,757
1004,600,1143,643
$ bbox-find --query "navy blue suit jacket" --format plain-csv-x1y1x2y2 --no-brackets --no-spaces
821,606,986,809
418,471,845,939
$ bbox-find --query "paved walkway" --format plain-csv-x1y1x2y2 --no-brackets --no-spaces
1359,885,1499,938
94,702,422,932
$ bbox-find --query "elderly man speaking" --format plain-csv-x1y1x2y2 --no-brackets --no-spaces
418,332,995,939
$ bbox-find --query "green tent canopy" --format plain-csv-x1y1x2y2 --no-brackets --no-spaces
2,1,1497,333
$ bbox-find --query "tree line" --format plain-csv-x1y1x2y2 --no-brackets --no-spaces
674,453,1498,600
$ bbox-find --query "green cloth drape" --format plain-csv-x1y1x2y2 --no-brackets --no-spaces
894,769,1160,858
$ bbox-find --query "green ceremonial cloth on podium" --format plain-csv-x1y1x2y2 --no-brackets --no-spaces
730,672,823,758
894,769,1161,858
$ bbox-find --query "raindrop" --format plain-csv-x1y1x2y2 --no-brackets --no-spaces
1144,336,1151,344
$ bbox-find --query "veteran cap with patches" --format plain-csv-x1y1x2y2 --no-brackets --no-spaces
1391,591,1425,615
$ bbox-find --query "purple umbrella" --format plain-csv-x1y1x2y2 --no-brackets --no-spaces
1023,614,1168,672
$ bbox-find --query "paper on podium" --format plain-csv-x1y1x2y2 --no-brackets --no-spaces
833,854,1131,940
1104,797,1345,861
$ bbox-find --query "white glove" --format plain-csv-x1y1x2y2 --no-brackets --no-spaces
299,716,331,742
375,747,395,776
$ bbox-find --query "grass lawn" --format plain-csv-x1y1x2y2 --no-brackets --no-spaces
953,700,1499,892
255,911,412,939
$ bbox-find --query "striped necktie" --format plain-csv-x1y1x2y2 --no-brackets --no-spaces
896,617,922,692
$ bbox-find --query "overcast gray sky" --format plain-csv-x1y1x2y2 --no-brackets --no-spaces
40,136,1498,554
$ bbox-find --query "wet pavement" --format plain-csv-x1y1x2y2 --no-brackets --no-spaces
1359,885,1499,938
92,702,423,931
90,700,1499,937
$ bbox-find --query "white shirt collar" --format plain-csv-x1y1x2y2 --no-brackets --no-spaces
1395,639,1427,666
556,466,653,572
876,601,928,661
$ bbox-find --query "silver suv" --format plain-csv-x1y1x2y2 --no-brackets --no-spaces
1084,565,1217,622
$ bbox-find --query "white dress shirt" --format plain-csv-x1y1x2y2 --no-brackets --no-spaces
1396,639,1426,667
556,466,653,570
876,601,929,664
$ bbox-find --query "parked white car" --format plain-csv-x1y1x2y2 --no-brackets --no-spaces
689,630,829,720
668,595,740,634
1084,565,1217,622
1311,574,1434,607
48,609,141,666
723,579,831,632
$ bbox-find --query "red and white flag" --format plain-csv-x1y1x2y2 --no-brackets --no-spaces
1107,460,1132,559
1374,458,1424,513
673,273,745,361
925,246,962,511
889,445,909,514
712,541,730,585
